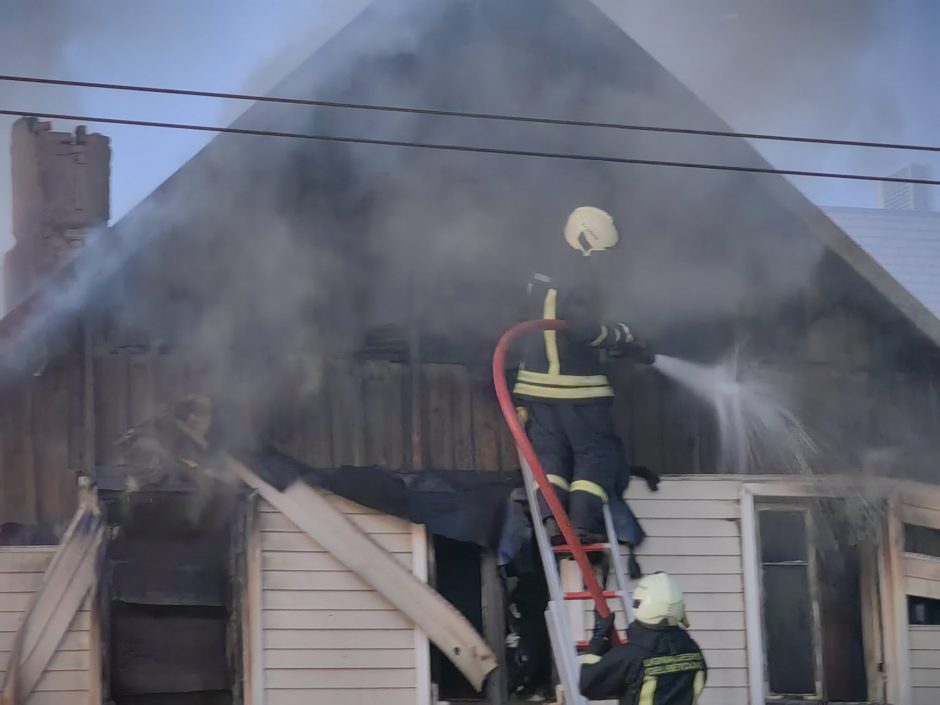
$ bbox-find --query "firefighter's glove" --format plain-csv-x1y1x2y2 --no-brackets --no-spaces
632,465,660,492
591,611,617,647
609,342,655,366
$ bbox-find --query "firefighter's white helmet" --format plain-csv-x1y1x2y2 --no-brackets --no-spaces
632,572,688,628
564,206,619,256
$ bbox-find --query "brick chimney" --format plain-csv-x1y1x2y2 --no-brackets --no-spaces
5,117,110,311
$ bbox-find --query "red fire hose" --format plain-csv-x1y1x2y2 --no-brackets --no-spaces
492,320,622,645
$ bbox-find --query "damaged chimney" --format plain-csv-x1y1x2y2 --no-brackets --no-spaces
5,117,110,311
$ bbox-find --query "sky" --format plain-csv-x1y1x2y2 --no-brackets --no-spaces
1,0,939,255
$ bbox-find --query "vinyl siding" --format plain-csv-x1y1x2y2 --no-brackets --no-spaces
910,627,940,705
258,495,428,705
0,546,94,704
579,478,747,705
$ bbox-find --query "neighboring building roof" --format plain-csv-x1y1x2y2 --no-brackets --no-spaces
825,207,940,321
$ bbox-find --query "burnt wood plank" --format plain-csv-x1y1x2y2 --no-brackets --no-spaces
451,365,474,471
424,364,454,470
0,381,38,524
31,358,72,527
362,360,405,470
328,360,366,467
94,354,129,465
111,609,228,695
470,382,501,472
300,381,333,470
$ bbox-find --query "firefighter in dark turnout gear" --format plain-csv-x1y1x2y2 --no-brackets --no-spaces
514,206,655,542
580,572,707,705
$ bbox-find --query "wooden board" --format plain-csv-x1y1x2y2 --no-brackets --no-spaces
260,532,412,554
0,382,38,524
470,381,501,472
0,611,90,633
259,512,410,535
263,610,412,631
911,650,940,669
689,630,747,651
263,629,415,651
0,550,55,573
327,360,366,468
0,631,87,653
906,554,940,582
698,687,748,705
263,590,394,611
30,358,72,526
627,499,740,520
635,537,740,557
264,649,415,670
93,353,128,466
627,479,742,501
637,518,741,537
111,612,228,695
362,361,405,470
262,571,375,592
261,552,413,572
266,688,417,705
424,364,454,470
264,668,416,689
910,628,940,651
0,573,44,593
110,558,225,607
624,555,742,575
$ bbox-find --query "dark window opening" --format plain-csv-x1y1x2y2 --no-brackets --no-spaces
905,523,940,558
758,502,869,703
759,509,816,696
433,536,486,701
102,491,237,705
909,595,940,625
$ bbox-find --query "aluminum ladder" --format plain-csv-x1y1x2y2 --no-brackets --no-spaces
518,453,634,705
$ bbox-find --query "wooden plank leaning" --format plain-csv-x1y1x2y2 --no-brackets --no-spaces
168,412,497,692
1,477,104,705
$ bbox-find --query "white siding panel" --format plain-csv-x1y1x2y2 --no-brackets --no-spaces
622,478,747,704
0,546,92,704
910,625,940,705
913,688,940,705
260,497,423,705
267,688,418,705
698,687,748,705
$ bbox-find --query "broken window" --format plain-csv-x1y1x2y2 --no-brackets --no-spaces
757,501,870,703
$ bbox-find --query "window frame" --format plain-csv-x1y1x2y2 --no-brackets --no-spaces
742,481,886,705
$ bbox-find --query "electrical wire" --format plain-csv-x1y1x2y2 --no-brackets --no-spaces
2,74,939,155
2,108,939,186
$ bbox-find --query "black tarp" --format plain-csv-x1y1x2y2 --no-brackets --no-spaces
246,446,646,565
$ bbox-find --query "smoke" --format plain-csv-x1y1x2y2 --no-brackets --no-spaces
5,0,930,463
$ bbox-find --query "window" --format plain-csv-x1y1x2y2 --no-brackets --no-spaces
909,595,940,625
757,501,870,703
905,523,940,558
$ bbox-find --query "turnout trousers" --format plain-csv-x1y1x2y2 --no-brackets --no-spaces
523,399,627,538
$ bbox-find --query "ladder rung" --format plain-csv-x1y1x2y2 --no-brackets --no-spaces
552,543,608,553
564,590,619,601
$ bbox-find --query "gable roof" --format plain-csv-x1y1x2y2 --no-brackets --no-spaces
3,0,940,357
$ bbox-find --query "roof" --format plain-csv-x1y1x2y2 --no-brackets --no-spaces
4,0,940,357
824,206,940,321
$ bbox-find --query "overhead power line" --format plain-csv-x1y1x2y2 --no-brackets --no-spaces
2,108,939,187
2,74,940,155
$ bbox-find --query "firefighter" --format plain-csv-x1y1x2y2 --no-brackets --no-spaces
514,206,655,544
580,572,707,705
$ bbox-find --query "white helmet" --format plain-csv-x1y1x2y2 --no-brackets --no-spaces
564,206,619,256
632,572,688,628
